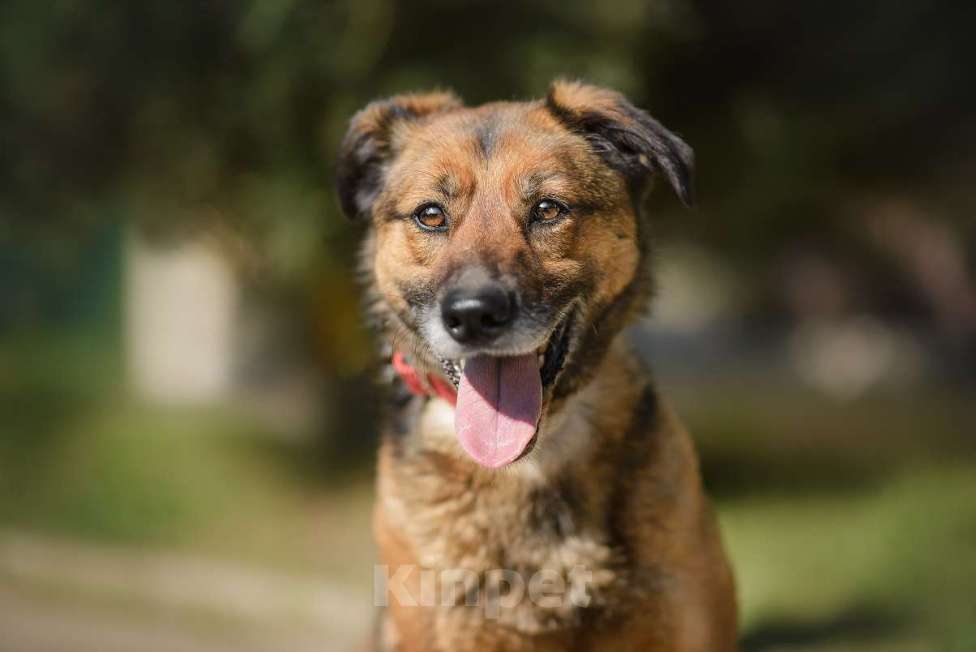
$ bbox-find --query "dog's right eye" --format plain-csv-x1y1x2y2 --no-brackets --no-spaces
413,203,449,232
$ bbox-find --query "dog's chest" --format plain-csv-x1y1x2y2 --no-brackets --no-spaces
384,452,635,642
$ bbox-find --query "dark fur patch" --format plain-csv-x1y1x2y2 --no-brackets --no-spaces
336,128,387,220
545,84,695,207
526,475,584,540
397,279,437,310
386,391,424,459
435,173,460,199
605,383,660,555
552,272,644,404
474,117,500,158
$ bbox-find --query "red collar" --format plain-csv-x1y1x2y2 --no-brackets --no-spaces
391,351,457,405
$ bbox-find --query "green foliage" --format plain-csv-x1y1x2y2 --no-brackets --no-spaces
724,466,976,649
3,0,972,278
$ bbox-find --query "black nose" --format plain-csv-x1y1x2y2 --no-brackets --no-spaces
441,284,515,344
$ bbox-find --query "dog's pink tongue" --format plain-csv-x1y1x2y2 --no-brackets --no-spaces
455,354,542,469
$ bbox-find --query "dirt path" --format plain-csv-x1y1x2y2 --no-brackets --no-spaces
0,530,371,652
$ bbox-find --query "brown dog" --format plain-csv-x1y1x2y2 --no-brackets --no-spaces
336,80,738,652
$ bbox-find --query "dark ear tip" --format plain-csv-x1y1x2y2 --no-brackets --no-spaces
334,139,369,221
668,136,696,208
335,90,462,223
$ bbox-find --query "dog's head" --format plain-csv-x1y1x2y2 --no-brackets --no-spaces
337,80,693,468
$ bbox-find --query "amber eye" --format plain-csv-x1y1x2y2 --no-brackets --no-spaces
414,203,448,232
532,199,568,224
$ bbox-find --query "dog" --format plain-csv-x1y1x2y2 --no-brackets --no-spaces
336,80,738,652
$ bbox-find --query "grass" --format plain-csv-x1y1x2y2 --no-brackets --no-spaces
0,397,376,582
724,466,976,650
0,331,375,583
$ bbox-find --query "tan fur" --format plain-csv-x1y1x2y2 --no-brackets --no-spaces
374,341,737,651
338,81,738,651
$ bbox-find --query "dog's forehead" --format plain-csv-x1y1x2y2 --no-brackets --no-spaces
399,103,580,162
389,102,596,195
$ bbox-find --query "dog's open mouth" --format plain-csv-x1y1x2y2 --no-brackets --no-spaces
439,311,574,469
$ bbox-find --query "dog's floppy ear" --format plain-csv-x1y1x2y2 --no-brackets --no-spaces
546,80,695,207
336,91,462,221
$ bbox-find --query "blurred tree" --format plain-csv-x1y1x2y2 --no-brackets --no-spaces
0,0,973,349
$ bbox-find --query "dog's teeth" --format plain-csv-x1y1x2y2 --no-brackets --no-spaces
538,353,545,368
440,358,461,386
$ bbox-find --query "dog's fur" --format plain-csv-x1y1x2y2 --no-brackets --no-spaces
337,81,738,651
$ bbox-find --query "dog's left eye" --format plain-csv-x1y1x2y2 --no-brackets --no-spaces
531,199,568,224
414,203,449,232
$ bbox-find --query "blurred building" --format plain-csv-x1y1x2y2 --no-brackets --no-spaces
125,228,238,404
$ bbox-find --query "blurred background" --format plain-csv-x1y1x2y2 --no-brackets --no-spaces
1,0,974,650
